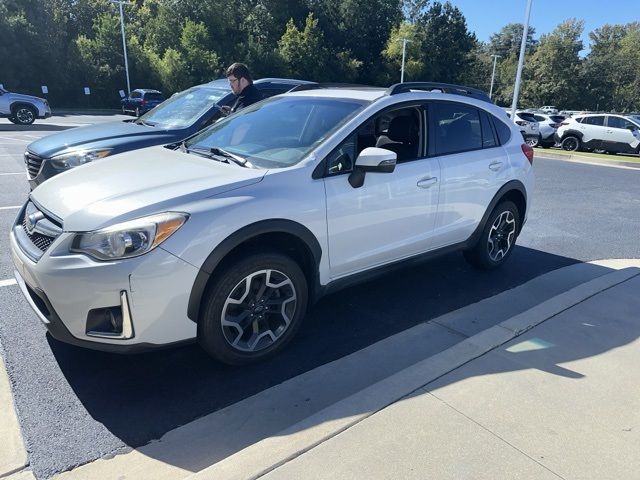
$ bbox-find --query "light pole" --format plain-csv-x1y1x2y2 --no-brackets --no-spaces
489,54,501,99
510,0,533,120
400,38,412,83
111,0,132,95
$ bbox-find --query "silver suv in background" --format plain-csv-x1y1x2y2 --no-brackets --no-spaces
555,114,640,154
0,87,51,125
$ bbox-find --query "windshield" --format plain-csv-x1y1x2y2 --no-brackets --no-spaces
629,115,640,125
185,96,368,168
139,86,230,128
518,113,538,122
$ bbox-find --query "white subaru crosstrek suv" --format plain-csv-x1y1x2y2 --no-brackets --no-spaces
555,113,640,154
10,82,534,365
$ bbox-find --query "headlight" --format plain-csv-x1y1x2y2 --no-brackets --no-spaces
50,149,112,169
70,212,188,260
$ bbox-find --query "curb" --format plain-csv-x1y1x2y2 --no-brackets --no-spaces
0,355,28,478
536,151,640,169
187,266,640,480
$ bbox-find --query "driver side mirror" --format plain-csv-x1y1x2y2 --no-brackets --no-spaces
626,125,639,132
348,147,397,188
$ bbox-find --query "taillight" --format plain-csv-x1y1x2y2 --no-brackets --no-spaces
521,143,534,165
515,120,527,126
141,99,147,105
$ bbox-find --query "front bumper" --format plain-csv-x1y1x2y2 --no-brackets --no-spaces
10,214,199,352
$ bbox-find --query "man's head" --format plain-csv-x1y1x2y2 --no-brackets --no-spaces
226,63,253,95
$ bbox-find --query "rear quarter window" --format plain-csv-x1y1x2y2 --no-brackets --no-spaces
491,115,512,145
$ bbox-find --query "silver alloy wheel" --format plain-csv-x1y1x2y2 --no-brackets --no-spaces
221,269,297,352
15,107,35,124
526,136,539,147
487,210,516,262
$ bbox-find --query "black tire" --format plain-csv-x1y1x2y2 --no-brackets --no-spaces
464,201,520,270
7,116,19,124
561,136,580,152
11,105,37,125
198,250,308,365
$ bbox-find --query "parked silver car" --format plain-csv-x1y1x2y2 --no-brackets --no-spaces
0,87,51,125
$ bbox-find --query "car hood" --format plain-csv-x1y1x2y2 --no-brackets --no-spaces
26,121,178,158
30,146,267,231
9,92,46,103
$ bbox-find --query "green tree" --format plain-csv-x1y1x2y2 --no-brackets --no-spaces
488,23,537,59
277,13,331,81
382,22,425,83
523,19,584,108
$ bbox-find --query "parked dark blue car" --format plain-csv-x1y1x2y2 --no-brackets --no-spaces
25,78,313,189
121,89,165,116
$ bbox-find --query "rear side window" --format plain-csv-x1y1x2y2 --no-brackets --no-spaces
549,115,565,123
433,102,482,155
130,91,142,99
517,113,538,122
492,116,512,145
582,116,605,126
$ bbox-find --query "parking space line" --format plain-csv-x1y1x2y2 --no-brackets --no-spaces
0,137,29,143
0,154,19,156
0,206,21,210
0,278,17,288
0,172,25,176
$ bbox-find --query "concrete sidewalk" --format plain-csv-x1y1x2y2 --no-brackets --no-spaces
191,266,640,480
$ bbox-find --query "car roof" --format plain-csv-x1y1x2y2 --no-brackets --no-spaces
285,88,387,102
134,89,162,94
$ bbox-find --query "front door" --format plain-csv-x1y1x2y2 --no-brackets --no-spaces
324,104,440,279
604,116,640,153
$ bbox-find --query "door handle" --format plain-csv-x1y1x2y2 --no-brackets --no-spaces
417,177,438,188
606,130,613,133
488,161,503,171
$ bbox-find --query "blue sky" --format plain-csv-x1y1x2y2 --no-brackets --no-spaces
447,0,635,53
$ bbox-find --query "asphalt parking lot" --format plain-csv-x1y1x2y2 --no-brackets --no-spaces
1,115,640,479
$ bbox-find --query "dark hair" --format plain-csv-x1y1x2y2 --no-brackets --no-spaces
225,63,253,83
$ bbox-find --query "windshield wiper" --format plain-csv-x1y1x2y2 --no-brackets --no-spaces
186,146,254,168
136,119,156,127
210,147,254,168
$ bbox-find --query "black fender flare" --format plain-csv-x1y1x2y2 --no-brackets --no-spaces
9,101,38,114
559,129,583,142
466,180,528,248
187,219,322,322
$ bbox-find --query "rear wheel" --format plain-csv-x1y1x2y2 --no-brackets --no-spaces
198,251,308,365
561,136,580,152
525,135,540,148
464,201,520,270
8,116,19,124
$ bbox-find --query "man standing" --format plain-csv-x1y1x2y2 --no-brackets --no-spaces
223,63,261,114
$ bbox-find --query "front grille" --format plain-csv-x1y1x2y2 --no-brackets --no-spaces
22,216,55,251
16,201,62,258
25,152,45,179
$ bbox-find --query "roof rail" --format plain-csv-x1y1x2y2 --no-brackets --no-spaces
288,82,381,92
386,82,492,103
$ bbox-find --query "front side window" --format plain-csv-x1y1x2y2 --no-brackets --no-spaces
186,96,367,168
140,86,230,128
434,103,482,155
608,116,637,130
324,105,423,175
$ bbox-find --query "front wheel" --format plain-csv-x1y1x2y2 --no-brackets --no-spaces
198,251,308,365
11,106,36,125
8,116,19,124
464,201,520,270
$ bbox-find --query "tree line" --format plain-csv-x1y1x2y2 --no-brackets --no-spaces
1,0,639,112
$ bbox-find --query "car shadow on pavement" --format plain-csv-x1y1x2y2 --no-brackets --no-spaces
35,247,593,469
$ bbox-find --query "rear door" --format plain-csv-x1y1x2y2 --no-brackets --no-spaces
430,101,506,248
